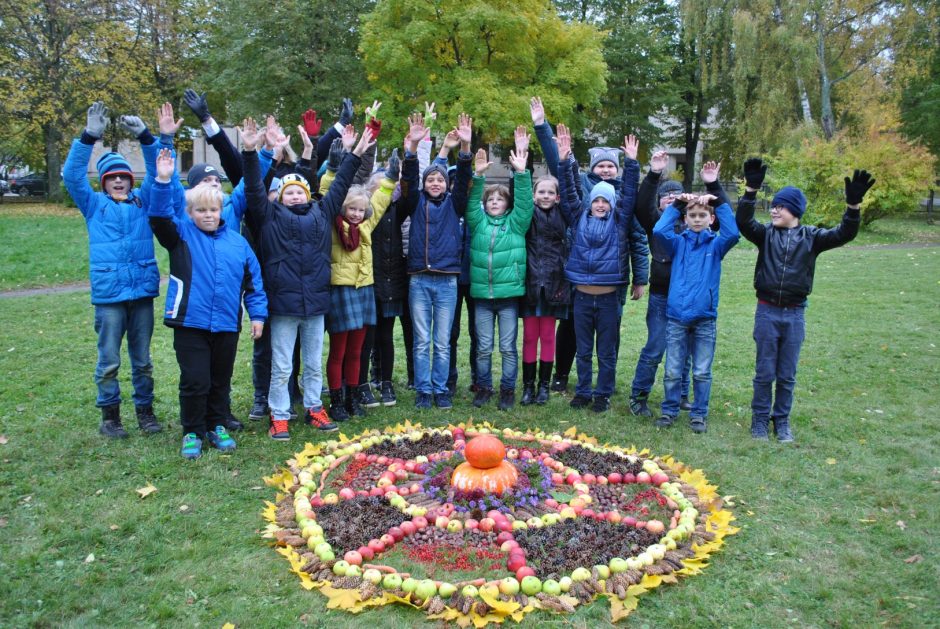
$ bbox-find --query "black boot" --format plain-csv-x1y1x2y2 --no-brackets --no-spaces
135,405,162,434
359,383,380,408
536,361,553,405
99,404,128,438
520,362,537,406
328,388,349,422
345,385,366,417
498,387,515,411
550,372,569,393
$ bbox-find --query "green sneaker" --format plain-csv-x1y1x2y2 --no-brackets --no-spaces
207,426,237,452
181,433,203,459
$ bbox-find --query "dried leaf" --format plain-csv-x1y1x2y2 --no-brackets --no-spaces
84,553,95,563
0,435,8,444
563,426,578,437
904,555,922,564
109,524,119,531
609,593,640,621
136,484,158,499
222,624,236,629
896,520,907,531
825,458,837,465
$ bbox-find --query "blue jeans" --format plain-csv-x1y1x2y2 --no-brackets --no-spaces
93,298,154,407
752,302,805,423
409,274,458,395
631,293,691,399
269,314,324,420
572,291,620,398
662,318,716,418
474,298,519,390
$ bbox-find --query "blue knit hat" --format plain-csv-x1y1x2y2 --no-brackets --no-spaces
187,163,220,188
588,147,622,172
96,152,134,186
589,181,616,210
772,186,807,218
657,180,684,200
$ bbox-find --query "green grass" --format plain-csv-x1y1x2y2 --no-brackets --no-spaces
0,212,938,628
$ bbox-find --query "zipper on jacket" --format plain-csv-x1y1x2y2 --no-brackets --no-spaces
778,230,792,303
488,226,497,297
425,202,431,270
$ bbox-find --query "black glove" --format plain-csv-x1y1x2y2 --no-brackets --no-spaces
327,138,343,172
844,169,875,206
386,149,401,181
743,157,767,190
183,89,211,123
339,98,353,126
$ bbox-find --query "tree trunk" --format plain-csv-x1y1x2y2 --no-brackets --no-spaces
797,77,813,123
43,123,63,202
815,10,835,140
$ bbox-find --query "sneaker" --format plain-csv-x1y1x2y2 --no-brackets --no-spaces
472,387,493,408
181,433,203,459
207,426,237,452
550,374,569,393
248,399,269,420
497,388,515,411
592,395,611,413
268,418,290,441
135,405,162,434
415,392,432,410
629,396,652,418
435,393,453,409
751,417,770,440
569,394,592,409
359,384,380,408
773,418,795,443
380,381,397,406
222,413,243,432
655,414,676,428
679,396,692,412
305,407,338,432
690,416,708,434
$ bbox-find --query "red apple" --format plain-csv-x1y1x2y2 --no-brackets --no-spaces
496,531,515,545
545,498,559,509
565,473,582,485
357,546,375,561
478,518,495,532
369,487,384,496
582,473,596,484
339,488,356,500
607,472,623,484
368,538,386,553
356,490,369,497
507,555,526,572
496,519,513,533
400,521,417,536
515,566,536,580
376,455,389,465
636,471,651,484
623,473,636,484
398,487,410,496
581,509,596,519
646,519,665,534
388,527,405,542
651,472,669,486
607,511,623,524
622,516,637,527
366,454,378,462
500,540,520,553
380,533,396,547
412,516,429,530
404,461,417,472
354,453,367,461
464,518,479,530
344,550,363,565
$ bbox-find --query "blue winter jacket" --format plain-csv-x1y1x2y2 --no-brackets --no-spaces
401,151,472,274
560,156,640,286
148,181,267,331
63,138,160,305
653,202,739,324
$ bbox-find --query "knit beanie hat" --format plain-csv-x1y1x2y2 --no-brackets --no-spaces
657,180,684,200
96,152,134,187
277,173,311,202
187,163,220,188
588,147,622,172
422,162,449,186
589,181,617,210
771,186,807,218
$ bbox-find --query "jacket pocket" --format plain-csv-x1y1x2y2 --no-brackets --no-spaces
90,264,119,301
136,259,160,295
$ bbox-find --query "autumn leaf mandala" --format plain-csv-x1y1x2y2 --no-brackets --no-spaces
263,422,738,625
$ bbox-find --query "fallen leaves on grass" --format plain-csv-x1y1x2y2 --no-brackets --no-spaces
896,520,907,530
136,484,158,499
84,553,95,563
904,555,922,564
0,435,8,444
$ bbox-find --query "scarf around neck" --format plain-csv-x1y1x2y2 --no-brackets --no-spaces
335,215,362,251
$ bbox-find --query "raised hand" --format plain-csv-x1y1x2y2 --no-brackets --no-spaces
456,113,473,148
677,192,698,205
340,124,358,152
743,157,767,190
263,116,280,150
275,132,291,154
556,123,572,160
424,101,437,131
297,124,313,152
386,149,401,181
441,129,460,150
514,125,530,154
844,169,875,207
474,148,492,176
85,102,109,139
364,100,381,125
406,113,428,148
530,96,545,126
352,126,375,157
700,160,721,184
158,103,184,136
365,116,382,141
698,193,719,207
509,149,528,173
339,98,354,126
155,148,175,182
650,150,669,174
183,89,211,123
621,134,639,161
119,115,147,137
301,109,322,136
238,117,260,151
327,138,344,171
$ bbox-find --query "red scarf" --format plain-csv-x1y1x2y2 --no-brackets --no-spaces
334,215,361,251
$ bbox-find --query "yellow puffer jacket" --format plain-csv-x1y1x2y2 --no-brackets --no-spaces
320,171,395,288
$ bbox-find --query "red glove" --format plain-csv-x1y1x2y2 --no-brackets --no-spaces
365,117,382,140
302,109,322,137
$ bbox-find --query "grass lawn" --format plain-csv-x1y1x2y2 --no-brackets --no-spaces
0,210,938,628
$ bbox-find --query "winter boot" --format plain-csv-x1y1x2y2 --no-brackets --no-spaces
359,383,380,408
536,361,553,405
135,405,162,434
328,388,350,422
380,381,397,406
99,404,128,439
345,385,366,418
498,387,515,411
550,372,569,393
629,394,653,418
519,362,537,406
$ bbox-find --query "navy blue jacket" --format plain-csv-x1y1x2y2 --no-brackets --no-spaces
560,156,640,287
653,202,739,323
401,151,472,274
148,182,266,331
242,149,360,317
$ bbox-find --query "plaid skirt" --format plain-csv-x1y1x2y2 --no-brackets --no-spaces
327,285,376,333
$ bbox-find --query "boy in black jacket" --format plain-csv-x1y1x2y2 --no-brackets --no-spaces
736,159,875,442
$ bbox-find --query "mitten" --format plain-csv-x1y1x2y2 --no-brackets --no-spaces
85,102,109,139
327,138,343,172
302,109,322,136
119,115,147,137
844,169,875,206
743,157,767,190
183,89,211,123
386,149,400,181
339,98,353,126
365,117,382,141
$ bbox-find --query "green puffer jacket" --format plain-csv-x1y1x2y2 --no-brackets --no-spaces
467,170,534,299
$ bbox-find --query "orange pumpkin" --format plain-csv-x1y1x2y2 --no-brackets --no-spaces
464,435,506,469
451,460,519,494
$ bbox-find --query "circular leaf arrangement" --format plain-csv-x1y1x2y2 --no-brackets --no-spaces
263,422,738,625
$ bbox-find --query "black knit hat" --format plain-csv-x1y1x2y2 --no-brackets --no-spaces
187,163,220,188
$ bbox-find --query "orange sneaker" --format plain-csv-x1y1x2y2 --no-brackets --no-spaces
268,417,290,441
305,407,338,432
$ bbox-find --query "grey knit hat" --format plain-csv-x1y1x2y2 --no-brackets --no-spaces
588,147,622,172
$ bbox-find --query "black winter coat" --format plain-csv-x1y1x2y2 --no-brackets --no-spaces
524,204,570,306
372,188,409,303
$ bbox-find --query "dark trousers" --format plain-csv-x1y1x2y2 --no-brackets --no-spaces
252,323,300,404
752,302,805,422
360,310,400,384
449,283,478,387
554,313,576,377
572,291,620,397
173,327,239,437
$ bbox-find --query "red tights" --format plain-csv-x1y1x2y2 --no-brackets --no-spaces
522,316,557,363
327,327,367,390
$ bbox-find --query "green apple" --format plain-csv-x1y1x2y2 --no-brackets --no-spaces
363,568,383,584
498,577,520,595
541,579,562,596
415,579,438,599
609,558,628,573
332,560,350,575
558,576,573,592
593,564,611,579
461,585,479,598
520,576,542,595
438,582,457,598
344,564,362,578
570,567,591,582
382,573,403,590
401,577,418,593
